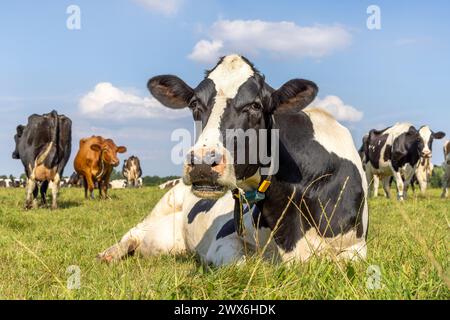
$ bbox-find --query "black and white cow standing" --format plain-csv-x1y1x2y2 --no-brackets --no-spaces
99,55,368,265
402,126,445,194
122,156,142,188
363,123,429,200
12,110,72,209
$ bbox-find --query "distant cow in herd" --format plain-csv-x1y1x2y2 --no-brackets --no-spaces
159,178,181,190
109,179,127,189
362,123,445,200
442,141,450,198
0,178,25,188
67,172,83,187
12,110,72,209
74,136,126,199
122,156,142,188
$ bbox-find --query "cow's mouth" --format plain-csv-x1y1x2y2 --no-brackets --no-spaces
192,182,226,199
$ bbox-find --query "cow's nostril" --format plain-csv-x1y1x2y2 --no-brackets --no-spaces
207,150,222,167
186,150,200,166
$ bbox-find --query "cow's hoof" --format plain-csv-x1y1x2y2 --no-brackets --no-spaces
51,204,58,210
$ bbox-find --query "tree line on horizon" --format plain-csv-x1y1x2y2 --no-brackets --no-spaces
1,170,179,187
1,167,447,188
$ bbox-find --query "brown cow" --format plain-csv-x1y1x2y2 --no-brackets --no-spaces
74,136,126,199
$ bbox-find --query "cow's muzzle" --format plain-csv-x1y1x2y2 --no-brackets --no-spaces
421,151,432,159
184,147,229,199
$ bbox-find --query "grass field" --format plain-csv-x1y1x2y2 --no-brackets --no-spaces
0,186,448,300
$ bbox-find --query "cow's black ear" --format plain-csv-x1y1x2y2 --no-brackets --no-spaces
433,131,446,139
271,79,318,113
16,125,24,138
147,75,194,109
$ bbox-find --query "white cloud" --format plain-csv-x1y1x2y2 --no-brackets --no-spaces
79,82,189,120
133,0,183,16
310,95,363,122
189,40,224,64
188,19,352,63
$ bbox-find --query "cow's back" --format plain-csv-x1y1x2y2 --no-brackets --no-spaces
273,108,368,239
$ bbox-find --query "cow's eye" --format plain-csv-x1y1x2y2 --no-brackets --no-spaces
189,100,198,110
247,102,262,111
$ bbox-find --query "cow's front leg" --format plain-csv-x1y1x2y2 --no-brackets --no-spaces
40,181,48,205
85,175,95,200
365,167,378,198
206,233,246,267
98,211,187,263
101,179,111,200
382,177,392,199
50,174,60,209
393,170,405,201
372,175,380,198
25,178,38,209
441,175,449,198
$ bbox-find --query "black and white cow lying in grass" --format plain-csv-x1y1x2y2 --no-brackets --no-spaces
98,55,368,266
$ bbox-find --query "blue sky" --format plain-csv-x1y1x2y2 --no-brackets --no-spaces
1,0,450,176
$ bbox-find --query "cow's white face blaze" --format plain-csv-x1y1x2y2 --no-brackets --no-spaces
148,54,318,199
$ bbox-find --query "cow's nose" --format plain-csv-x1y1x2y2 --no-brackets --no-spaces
185,147,226,180
422,151,431,158
187,148,223,167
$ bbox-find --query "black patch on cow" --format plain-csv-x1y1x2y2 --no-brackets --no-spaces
188,199,217,223
384,145,392,162
218,76,269,181
391,127,423,171
365,129,389,169
256,112,366,252
252,204,269,229
216,218,236,240
190,79,217,124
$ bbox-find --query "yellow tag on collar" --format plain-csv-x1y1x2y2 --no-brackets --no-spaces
258,180,271,193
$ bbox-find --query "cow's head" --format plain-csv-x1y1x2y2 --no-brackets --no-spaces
12,125,25,159
148,55,317,199
419,126,446,158
444,141,450,165
91,139,127,167
401,127,426,160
